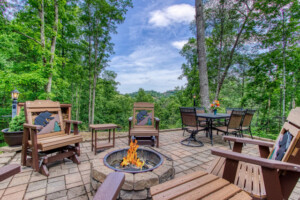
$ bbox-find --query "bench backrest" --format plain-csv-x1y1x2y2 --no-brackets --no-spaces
132,102,155,128
24,100,65,139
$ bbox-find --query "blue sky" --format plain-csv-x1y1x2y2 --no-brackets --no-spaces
109,0,195,94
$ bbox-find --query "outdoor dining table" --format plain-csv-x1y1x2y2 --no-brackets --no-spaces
196,113,230,145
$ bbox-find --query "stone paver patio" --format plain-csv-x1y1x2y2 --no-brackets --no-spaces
0,130,299,200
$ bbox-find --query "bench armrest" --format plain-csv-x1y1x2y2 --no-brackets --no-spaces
211,148,300,172
64,120,82,125
0,164,21,182
23,124,43,130
223,136,274,147
93,172,125,200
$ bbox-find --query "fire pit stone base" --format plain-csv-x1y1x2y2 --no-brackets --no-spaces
90,147,175,200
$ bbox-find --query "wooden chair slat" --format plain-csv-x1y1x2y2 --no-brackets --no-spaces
287,107,300,127
0,164,21,182
172,178,229,200
236,162,247,189
152,173,217,200
150,170,207,196
244,164,253,194
229,191,253,200
201,184,241,200
252,164,260,196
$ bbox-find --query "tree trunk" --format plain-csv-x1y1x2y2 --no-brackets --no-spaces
214,7,253,100
195,0,210,109
88,34,92,125
91,31,98,125
216,0,225,91
46,0,59,94
39,0,46,65
88,3,92,125
75,87,79,121
282,10,286,124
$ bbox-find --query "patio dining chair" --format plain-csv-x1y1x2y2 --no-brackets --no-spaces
183,107,206,136
215,110,245,137
180,107,206,147
240,109,255,139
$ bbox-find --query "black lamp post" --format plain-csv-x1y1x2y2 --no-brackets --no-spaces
11,89,20,118
193,94,196,107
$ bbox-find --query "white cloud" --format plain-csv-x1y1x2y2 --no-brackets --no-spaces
117,69,186,94
171,40,188,50
149,4,195,27
109,42,187,94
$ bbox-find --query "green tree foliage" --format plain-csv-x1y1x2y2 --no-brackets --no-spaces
0,0,299,142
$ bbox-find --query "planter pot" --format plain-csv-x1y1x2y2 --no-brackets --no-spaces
1,128,23,146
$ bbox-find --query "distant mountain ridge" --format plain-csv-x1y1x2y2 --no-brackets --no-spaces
127,90,176,98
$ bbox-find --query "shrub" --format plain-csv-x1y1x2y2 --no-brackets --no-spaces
8,109,25,132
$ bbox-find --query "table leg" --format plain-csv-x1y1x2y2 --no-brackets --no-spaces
91,129,94,151
210,119,214,146
94,130,97,155
109,129,111,143
113,128,115,147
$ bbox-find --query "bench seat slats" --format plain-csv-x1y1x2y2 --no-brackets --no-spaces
29,135,82,151
151,171,252,200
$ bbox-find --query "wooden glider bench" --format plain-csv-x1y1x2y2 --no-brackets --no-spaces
128,102,160,147
93,172,125,200
21,100,83,176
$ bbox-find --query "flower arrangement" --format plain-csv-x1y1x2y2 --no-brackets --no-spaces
210,100,220,111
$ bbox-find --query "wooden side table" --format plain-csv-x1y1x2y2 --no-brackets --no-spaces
89,124,118,155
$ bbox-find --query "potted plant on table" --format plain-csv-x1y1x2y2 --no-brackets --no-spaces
210,100,220,115
1,109,25,146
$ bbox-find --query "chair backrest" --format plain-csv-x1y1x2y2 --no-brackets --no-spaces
132,102,155,128
226,108,243,114
227,110,245,129
241,109,255,128
180,107,198,127
268,107,300,164
196,107,206,121
24,100,64,138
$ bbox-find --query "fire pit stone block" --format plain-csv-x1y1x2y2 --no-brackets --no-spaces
153,164,175,183
92,166,114,183
122,173,134,190
133,172,159,190
120,189,147,200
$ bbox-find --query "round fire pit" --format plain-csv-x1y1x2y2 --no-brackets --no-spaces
104,148,163,173
91,147,175,200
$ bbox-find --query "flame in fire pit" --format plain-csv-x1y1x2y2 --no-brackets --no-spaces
121,140,145,169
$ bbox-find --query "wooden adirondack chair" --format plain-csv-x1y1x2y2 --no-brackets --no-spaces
21,100,83,176
128,102,160,147
208,107,300,199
